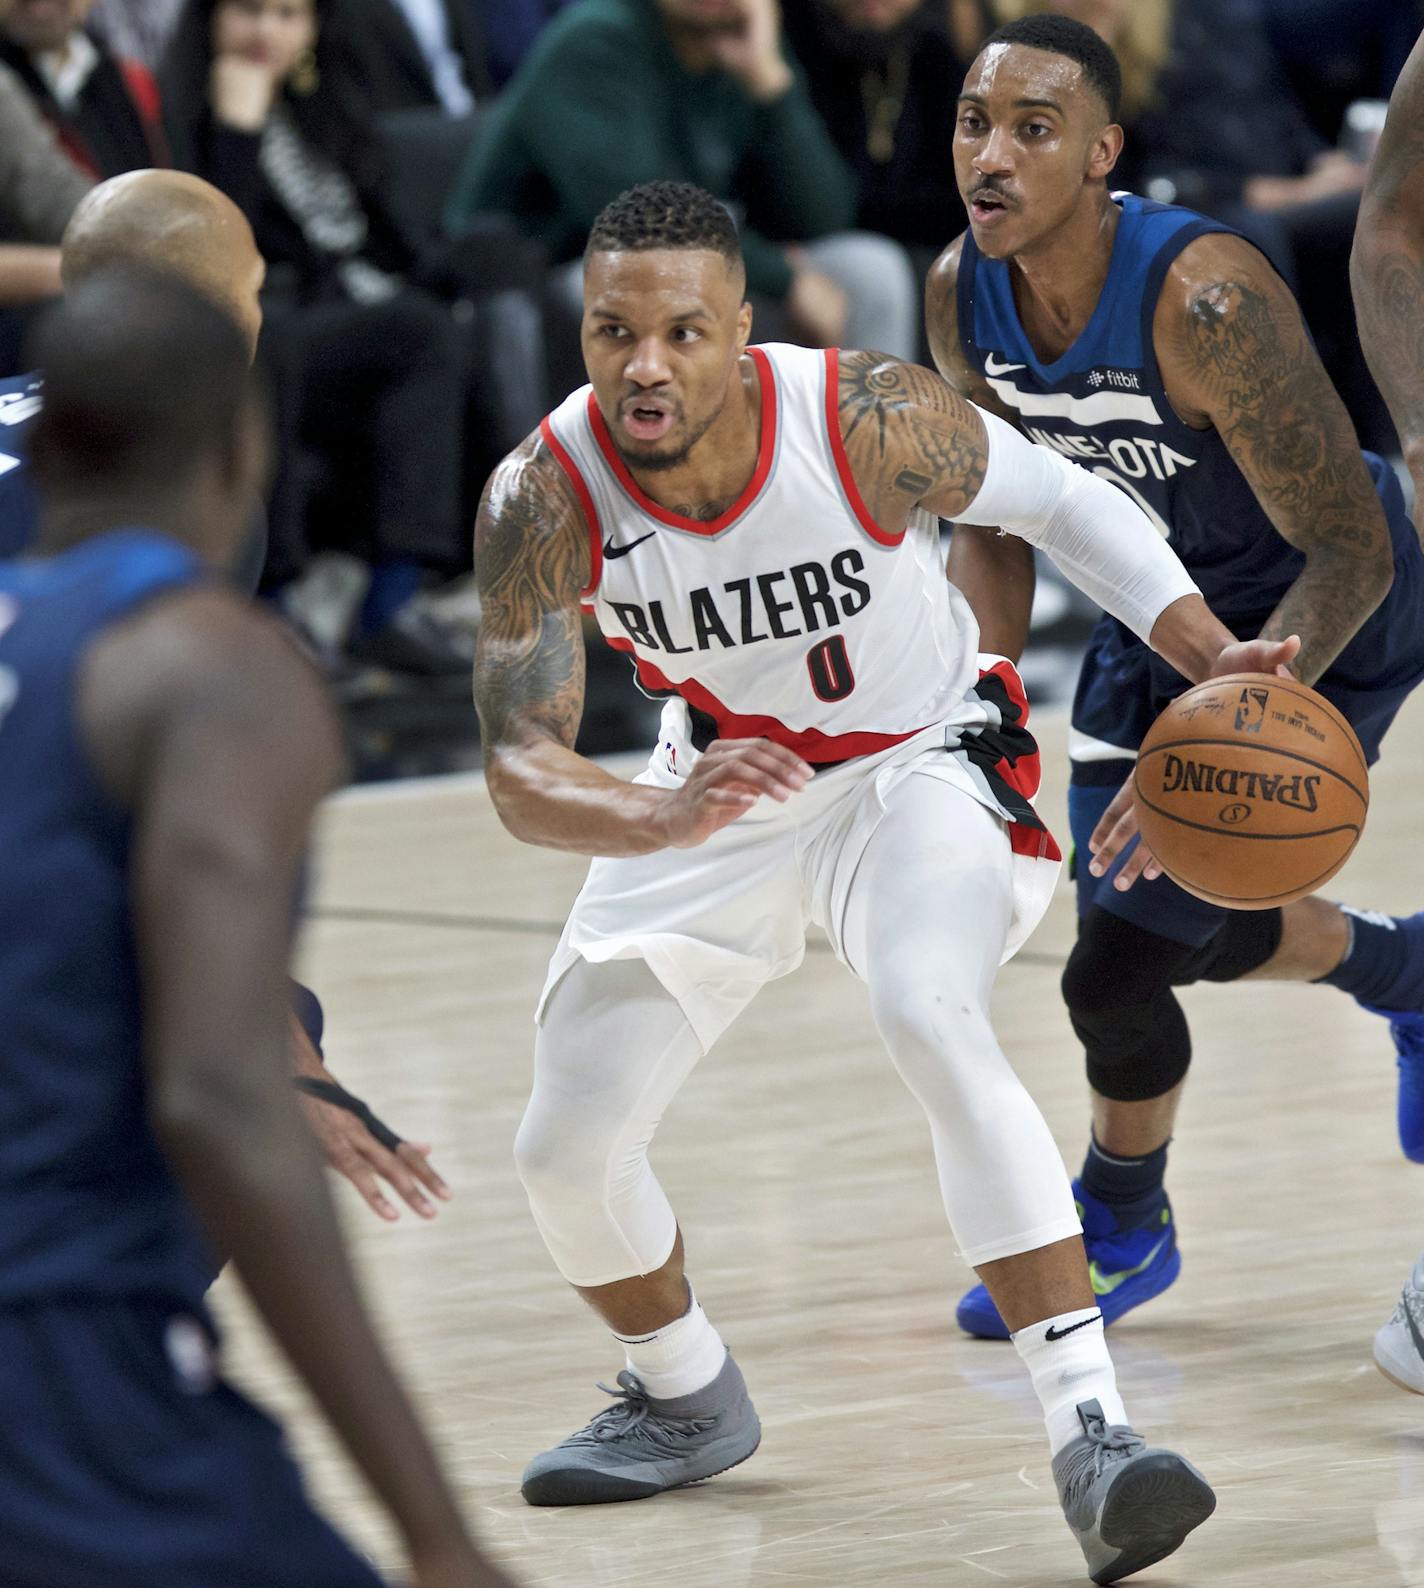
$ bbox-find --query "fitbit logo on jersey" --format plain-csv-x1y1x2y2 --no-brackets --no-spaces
1160,753,1320,812
608,549,871,654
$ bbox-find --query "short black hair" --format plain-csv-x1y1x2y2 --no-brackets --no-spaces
586,182,743,268
27,266,255,494
980,15,1123,122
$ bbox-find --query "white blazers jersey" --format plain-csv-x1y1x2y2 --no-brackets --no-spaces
541,343,982,766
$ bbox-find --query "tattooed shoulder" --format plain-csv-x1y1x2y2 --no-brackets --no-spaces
1159,235,1393,680
1160,238,1379,534
476,432,590,594
836,349,988,523
473,431,591,752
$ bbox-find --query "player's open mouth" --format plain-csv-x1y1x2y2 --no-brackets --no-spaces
970,191,1012,225
623,403,675,442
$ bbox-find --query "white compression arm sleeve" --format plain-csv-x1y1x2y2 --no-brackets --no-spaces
955,406,1200,643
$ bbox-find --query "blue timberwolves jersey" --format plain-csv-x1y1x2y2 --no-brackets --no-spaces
0,370,42,559
0,531,215,1307
957,192,1414,623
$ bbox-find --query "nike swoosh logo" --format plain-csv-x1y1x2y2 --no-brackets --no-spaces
603,531,656,560
984,353,1026,377
0,454,19,479
1089,1233,1169,1297
1045,1312,1103,1342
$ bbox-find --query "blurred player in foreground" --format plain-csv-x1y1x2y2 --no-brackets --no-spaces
0,271,514,1587
0,168,452,1226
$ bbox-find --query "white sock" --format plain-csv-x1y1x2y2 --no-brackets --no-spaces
1011,1307,1128,1455
615,1289,727,1401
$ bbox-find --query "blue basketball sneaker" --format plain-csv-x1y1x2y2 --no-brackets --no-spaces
955,1181,1181,1340
1359,1002,1424,1163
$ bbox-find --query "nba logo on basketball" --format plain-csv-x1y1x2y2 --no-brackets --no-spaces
1234,687,1269,733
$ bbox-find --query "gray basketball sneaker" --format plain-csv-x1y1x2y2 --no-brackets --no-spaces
1052,1400,1216,1584
521,1352,761,1506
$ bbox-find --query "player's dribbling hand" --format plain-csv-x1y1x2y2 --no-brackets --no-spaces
658,737,812,848
1089,634,1302,890
1207,633,1300,683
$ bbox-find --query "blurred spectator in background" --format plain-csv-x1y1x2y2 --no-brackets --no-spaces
0,0,168,176
446,0,920,371
781,0,968,260
1262,0,1424,143
90,0,183,68
0,59,92,370
988,0,1393,454
477,0,580,88
324,0,488,115
160,0,474,676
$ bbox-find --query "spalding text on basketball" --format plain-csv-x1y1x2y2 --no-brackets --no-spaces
1160,754,1320,812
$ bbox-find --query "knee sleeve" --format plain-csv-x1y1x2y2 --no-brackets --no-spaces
1187,907,1283,983
516,958,702,1287
1062,911,1197,1101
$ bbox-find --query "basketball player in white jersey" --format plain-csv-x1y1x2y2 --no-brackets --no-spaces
474,182,1294,1582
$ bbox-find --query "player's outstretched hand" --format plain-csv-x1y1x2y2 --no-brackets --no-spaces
658,737,812,849
1087,773,1160,893
297,1076,454,1222
289,1007,453,1221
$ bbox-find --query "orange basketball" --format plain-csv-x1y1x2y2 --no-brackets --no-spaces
1132,673,1368,909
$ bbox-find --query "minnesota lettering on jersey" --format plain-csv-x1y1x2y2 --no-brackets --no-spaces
609,548,871,654
1021,427,1196,483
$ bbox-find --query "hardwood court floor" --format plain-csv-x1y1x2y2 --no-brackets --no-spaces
212,695,1424,1588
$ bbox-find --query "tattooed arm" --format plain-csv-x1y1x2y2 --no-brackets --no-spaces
835,349,1295,684
923,237,1036,661
1351,29,1424,519
1158,234,1394,685
474,432,811,856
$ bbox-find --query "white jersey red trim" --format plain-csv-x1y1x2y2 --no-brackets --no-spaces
541,342,986,767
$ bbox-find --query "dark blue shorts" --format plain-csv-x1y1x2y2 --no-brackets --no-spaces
0,1298,386,1588
1069,495,1424,947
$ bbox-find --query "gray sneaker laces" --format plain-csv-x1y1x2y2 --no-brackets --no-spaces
1058,1409,1147,1507
564,1371,719,1453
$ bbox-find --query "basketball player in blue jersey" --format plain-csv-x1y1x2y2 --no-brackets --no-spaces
926,14,1424,1342
473,180,1316,1582
1352,24,1424,1398
0,271,515,1586
0,167,452,1229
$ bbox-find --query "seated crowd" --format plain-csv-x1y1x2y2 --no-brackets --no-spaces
0,0,1417,681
